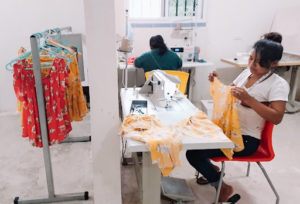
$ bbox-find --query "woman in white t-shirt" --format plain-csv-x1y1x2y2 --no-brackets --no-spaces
186,39,289,203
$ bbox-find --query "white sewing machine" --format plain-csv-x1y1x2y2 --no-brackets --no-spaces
139,70,181,108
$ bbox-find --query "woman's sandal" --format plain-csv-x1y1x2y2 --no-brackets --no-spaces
196,173,226,185
224,194,241,204
214,194,241,204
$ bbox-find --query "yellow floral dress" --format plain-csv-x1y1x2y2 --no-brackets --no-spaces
64,54,88,121
210,78,244,159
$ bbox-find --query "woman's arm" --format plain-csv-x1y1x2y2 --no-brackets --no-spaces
134,53,148,68
231,87,286,124
134,56,143,68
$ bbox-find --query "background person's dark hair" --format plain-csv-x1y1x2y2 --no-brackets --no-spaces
262,32,282,43
150,35,168,56
253,39,283,69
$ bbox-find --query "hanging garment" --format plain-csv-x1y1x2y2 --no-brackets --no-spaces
64,54,88,121
25,53,88,122
210,78,244,159
13,58,72,147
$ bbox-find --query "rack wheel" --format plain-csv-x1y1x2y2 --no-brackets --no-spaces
122,158,128,166
14,197,19,204
84,191,89,200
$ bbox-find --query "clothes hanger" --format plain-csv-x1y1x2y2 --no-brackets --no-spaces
6,30,73,72
52,29,81,53
5,51,32,72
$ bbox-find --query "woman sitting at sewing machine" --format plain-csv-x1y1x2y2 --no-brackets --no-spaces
186,39,289,203
134,35,182,72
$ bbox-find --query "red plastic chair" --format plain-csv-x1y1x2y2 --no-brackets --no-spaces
209,121,279,204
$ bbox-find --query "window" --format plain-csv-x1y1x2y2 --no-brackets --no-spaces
128,0,205,19
129,0,162,18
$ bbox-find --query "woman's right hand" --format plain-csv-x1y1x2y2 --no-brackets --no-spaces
208,71,218,82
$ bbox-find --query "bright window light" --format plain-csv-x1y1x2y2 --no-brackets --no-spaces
129,0,161,18
128,0,205,19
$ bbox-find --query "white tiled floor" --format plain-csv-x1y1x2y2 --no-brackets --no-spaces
1,111,300,204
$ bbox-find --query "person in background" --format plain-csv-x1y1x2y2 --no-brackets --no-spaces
134,35,182,72
262,32,282,43
186,39,289,202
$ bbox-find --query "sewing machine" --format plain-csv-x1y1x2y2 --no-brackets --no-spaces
139,70,181,108
171,46,200,62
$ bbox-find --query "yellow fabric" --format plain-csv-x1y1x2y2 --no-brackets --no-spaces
17,100,24,126
177,110,227,140
210,78,244,159
146,127,182,176
145,70,189,95
17,100,23,112
120,114,182,176
120,110,229,175
64,54,88,121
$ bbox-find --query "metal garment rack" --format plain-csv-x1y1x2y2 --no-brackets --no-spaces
14,27,89,204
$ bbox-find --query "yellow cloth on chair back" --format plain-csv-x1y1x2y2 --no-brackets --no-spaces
145,70,189,95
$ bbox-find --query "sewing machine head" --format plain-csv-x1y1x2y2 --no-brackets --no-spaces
139,70,181,108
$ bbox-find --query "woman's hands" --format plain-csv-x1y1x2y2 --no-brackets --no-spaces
208,72,285,125
209,71,252,104
230,87,252,104
208,71,218,82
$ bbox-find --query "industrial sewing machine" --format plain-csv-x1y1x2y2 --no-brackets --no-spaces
139,70,181,108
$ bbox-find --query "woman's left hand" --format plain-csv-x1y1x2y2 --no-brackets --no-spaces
230,87,252,103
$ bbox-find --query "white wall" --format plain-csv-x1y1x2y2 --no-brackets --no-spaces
3,0,299,113
84,0,122,203
125,0,300,101
0,0,86,113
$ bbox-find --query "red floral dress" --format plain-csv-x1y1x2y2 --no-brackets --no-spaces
13,58,72,147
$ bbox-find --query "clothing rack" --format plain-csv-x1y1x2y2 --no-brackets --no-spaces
14,27,89,204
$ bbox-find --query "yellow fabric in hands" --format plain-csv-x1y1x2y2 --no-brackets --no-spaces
210,78,244,159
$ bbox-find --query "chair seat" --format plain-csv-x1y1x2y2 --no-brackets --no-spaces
212,146,275,162
213,121,275,163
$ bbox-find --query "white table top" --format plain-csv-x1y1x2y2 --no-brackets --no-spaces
120,88,234,152
221,52,300,68
118,61,213,70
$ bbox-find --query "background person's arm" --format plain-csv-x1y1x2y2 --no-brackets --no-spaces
134,54,146,68
178,57,182,69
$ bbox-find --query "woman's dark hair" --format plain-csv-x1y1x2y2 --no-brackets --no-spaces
262,32,282,43
150,35,168,55
253,39,283,69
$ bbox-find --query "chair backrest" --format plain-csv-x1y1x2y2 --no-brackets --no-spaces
145,70,189,94
257,121,275,160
